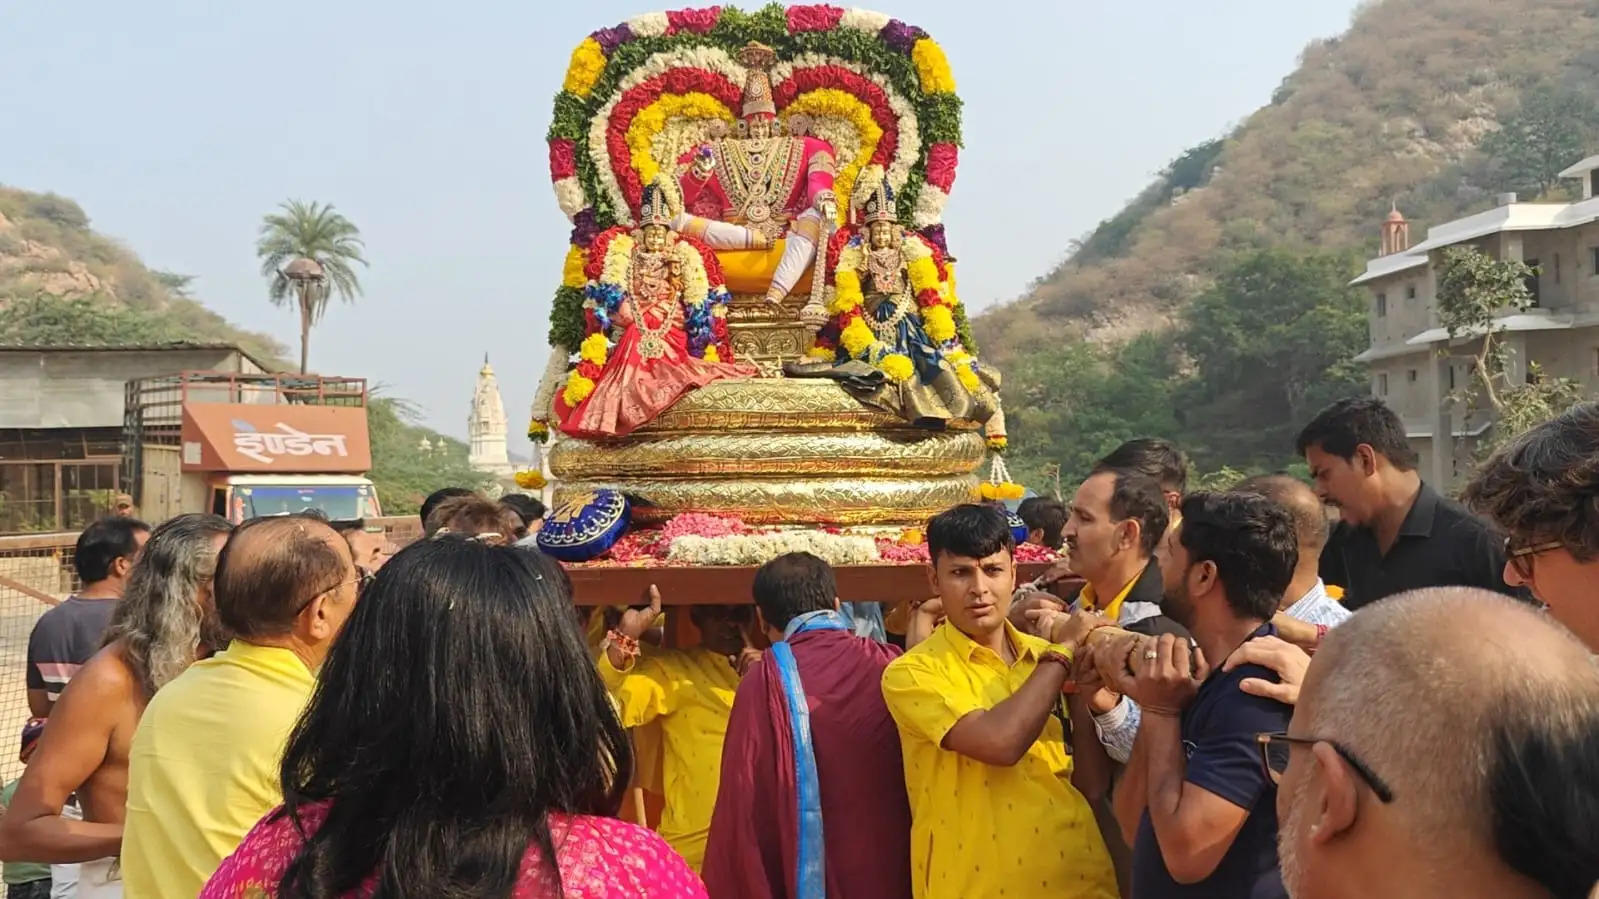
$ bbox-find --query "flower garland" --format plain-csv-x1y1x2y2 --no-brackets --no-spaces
668,531,881,566
547,5,961,234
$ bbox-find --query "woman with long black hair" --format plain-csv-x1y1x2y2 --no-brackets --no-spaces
201,537,706,897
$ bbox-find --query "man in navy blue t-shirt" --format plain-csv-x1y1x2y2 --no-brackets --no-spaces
1105,491,1296,898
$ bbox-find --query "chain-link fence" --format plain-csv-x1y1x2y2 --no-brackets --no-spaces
0,535,75,782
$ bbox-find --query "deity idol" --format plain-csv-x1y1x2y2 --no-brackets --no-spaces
786,172,999,431
678,41,838,304
558,181,759,439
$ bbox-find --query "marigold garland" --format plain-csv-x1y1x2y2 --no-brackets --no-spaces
564,37,608,97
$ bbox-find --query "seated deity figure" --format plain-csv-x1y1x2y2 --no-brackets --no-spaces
785,173,1000,430
678,41,838,304
557,180,759,439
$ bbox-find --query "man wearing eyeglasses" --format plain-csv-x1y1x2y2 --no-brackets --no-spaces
1095,491,1297,898
1296,397,1518,610
120,515,362,899
1268,588,1599,899
1463,401,1599,652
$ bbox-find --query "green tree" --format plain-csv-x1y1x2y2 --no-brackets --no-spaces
255,200,368,373
1434,245,1584,456
1481,88,1590,198
1005,332,1183,490
1178,249,1369,469
365,395,494,516
0,293,187,345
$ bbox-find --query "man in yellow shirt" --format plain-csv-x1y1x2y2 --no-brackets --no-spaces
597,588,755,872
121,515,362,898
882,503,1119,899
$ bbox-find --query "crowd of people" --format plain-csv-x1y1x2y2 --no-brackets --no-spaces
0,396,1593,898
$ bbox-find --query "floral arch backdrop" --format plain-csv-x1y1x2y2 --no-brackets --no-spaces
544,4,963,354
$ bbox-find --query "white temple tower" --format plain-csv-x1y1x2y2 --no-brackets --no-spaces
468,355,513,478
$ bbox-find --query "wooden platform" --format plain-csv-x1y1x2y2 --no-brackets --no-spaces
566,561,1061,607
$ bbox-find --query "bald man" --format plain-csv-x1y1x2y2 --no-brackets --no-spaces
1274,588,1599,899
1237,476,1349,646
121,515,361,897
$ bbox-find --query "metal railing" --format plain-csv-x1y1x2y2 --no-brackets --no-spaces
0,515,422,781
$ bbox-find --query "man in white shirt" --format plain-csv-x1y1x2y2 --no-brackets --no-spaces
1238,475,1351,633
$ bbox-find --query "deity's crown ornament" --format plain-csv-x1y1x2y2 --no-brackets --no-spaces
737,41,778,120
860,177,897,225
638,180,675,227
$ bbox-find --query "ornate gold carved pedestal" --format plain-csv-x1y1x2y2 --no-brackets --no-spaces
549,307,986,525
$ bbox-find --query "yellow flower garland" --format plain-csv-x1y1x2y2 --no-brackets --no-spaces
564,232,635,408
702,345,720,363
563,37,607,97
879,353,914,381
625,93,735,194
782,89,882,226
562,245,587,289
840,317,875,357
911,38,956,94
922,304,956,343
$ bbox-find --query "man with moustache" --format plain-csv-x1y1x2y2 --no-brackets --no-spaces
881,504,1117,899
1098,491,1296,897
1271,588,1599,899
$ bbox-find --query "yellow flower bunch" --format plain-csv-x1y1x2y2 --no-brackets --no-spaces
563,370,596,407
626,93,734,190
562,245,587,289
514,469,547,490
911,38,956,94
922,303,956,343
783,89,882,223
840,317,875,357
956,363,982,394
979,481,1026,501
906,254,939,290
987,435,1009,452
702,345,720,363
527,418,549,441
805,344,834,361
579,332,609,365
879,353,914,382
563,37,607,97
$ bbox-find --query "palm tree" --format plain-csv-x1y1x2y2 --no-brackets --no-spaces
255,200,368,373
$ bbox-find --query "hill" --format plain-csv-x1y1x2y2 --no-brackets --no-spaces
0,184,490,512
0,185,286,362
977,0,1599,485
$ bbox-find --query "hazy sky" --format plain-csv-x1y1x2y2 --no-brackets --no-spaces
1,0,1361,453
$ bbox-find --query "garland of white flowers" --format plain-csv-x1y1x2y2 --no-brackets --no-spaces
668,531,882,566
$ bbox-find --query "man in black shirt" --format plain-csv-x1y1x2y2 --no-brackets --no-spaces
1098,491,1295,898
1295,397,1514,610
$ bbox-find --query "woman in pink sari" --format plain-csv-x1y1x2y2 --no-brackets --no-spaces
201,538,706,898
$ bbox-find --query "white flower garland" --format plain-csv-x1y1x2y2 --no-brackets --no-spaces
624,11,670,37
668,531,882,566
912,184,948,229
838,8,892,33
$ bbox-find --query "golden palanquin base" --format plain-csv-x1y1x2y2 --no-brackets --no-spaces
548,379,985,526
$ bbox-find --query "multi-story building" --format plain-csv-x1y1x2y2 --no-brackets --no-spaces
1351,153,1599,487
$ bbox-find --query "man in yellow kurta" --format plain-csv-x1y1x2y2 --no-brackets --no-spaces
597,588,756,872
882,504,1119,899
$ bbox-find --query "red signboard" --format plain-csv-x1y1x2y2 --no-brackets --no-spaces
180,405,372,472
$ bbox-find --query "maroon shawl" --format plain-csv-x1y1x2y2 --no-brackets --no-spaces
702,629,911,899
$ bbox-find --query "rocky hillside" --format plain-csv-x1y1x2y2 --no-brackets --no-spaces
975,0,1599,366
0,186,285,363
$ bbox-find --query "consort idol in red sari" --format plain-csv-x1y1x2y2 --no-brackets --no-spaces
557,181,759,439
